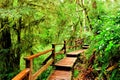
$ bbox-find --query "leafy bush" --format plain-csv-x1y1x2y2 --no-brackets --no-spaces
86,9,120,79
73,69,79,78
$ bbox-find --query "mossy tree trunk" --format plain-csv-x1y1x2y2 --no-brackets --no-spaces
0,18,13,79
0,17,22,79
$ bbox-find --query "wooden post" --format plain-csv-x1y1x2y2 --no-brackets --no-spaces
75,40,76,50
64,40,66,54
24,59,33,80
52,44,55,65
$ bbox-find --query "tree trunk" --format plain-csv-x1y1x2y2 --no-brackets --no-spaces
82,0,86,31
0,17,22,79
13,17,22,70
81,0,93,31
0,18,14,79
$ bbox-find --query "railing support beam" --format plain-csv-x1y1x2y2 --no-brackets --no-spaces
52,44,55,65
64,40,66,54
24,59,33,80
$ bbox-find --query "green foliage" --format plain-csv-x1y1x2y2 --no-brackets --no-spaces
38,66,53,80
86,1,120,79
94,25,120,79
1,0,120,79
73,69,79,78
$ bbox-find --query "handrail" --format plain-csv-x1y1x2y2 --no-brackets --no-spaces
12,68,30,80
54,43,64,45
32,59,54,80
24,49,54,60
12,39,84,80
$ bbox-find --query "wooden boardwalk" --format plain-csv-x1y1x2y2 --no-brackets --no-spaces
12,39,89,80
55,57,77,68
48,49,86,80
66,49,85,57
48,70,72,80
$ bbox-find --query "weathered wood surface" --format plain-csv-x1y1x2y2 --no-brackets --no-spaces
12,68,30,80
48,70,72,80
66,49,85,57
82,45,89,49
55,57,77,68
24,49,53,60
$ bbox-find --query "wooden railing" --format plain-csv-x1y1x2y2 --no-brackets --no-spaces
12,39,84,80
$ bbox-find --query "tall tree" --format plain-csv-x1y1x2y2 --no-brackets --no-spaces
0,18,14,79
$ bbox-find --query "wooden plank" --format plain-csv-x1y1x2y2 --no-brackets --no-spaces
48,70,72,80
82,45,89,49
24,49,53,60
66,49,85,56
32,58,54,80
12,68,30,80
56,50,64,54
55,57,77,68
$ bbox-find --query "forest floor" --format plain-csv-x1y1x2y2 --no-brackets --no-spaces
73,52,95,80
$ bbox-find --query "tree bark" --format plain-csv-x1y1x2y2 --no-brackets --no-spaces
13,17,22,70
81,0,86,31
0,18,13,79
81,0,93,31
0,17,22,79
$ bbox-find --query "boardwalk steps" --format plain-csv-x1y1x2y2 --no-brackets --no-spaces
55,57,77,70
48,70,72,80
82,45,89,49
66,49,85,57
48,49,86,80
12,39,89,80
